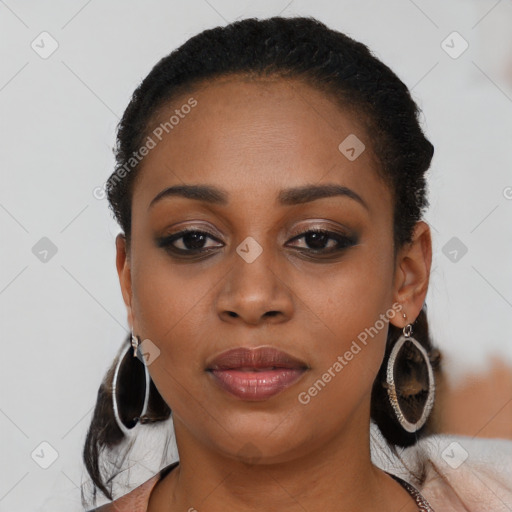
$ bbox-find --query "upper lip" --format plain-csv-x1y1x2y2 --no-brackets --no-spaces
206,346,309,371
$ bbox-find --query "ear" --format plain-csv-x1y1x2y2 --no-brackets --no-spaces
390,221,432,328
115,233,134,328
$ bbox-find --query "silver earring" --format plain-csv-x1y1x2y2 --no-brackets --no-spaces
111,333,151,437
131,331,141,357
386,323,435,433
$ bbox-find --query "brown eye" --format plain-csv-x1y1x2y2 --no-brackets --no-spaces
287,228,357,253
302,231,336,250
156,229,223,254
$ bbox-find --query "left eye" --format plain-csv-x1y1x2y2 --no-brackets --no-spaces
286,229,356,252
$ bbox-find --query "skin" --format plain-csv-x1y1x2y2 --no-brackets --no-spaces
116,74,432,511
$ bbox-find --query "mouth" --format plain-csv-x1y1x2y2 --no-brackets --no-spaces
206,346,309,401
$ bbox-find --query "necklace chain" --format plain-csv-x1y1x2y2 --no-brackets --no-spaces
387,472,435,511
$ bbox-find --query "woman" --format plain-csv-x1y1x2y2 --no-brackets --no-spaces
82,16,512,512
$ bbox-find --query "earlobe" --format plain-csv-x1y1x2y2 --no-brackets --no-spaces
115,233,133,327
391,221,432,327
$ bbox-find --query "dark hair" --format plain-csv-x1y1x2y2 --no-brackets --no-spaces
83,15,441,507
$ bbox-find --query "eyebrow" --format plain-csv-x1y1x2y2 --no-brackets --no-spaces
148,183,369,211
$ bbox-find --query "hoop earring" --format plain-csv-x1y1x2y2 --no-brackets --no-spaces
111,333,151,437
386,323,435,433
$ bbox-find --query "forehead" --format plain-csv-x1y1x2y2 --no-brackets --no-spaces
132,75,391,214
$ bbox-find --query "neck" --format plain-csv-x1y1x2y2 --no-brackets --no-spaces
147,414,418,512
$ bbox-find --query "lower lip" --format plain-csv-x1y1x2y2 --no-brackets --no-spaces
208,368,306,401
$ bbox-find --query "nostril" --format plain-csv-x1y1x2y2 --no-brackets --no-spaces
227,311,238,318
265,311,279,317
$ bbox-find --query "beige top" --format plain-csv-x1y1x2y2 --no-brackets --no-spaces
89,434,512,511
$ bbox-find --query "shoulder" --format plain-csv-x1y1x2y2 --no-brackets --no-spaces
87,461,179,512
402,434,512,511
88,475,160,512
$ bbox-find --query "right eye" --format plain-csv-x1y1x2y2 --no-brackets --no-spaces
156,229,224,255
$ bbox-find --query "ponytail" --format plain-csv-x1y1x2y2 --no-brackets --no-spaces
82,336,170,502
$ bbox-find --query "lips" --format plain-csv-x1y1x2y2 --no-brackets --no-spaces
206,346,309,401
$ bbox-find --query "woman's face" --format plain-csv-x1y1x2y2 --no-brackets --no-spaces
117,75,419,463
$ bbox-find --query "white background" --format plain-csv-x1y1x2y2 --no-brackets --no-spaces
1,0,511,510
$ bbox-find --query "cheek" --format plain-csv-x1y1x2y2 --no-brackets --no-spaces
131,272,210,420
296,242,395,398
131,240,215,335
306,242,394,341
129,251,212,379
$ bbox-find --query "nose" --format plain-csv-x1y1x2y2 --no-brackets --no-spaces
215,241,294,326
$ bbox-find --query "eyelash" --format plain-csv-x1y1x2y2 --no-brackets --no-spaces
156,227,357,258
